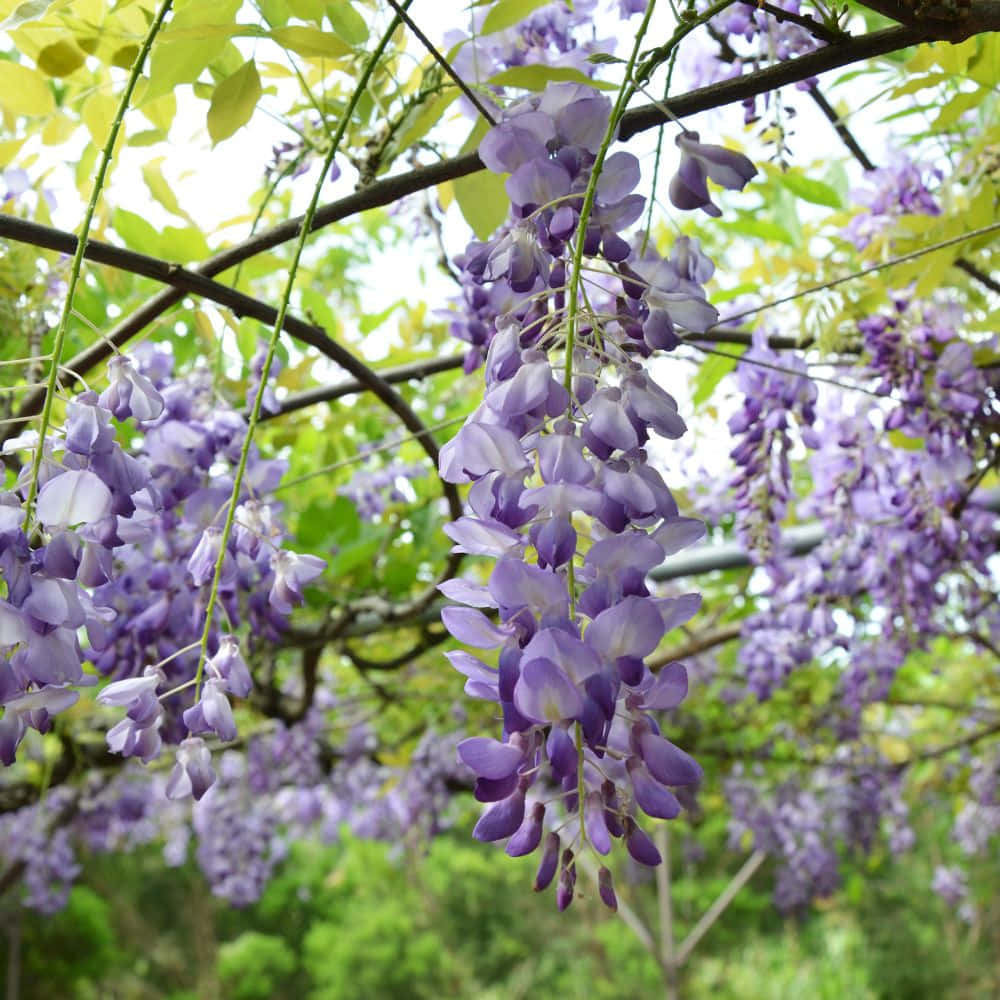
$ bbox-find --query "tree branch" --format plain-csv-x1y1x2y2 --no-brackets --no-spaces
11,7,992,433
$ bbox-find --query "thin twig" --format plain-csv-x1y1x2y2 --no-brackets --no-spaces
385,0,497,125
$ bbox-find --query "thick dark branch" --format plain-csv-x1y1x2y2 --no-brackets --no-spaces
11,8,991,432
266,329,803,418
0,224,461,525
263,355,467,419
747,0,849,44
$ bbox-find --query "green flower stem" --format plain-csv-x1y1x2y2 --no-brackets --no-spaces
192,2,414,699
563,0,741,388
23,0,175,522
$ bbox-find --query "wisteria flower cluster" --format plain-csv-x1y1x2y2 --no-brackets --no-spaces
438,80,756,909
0,700,471,911
726,759,912,912
0,346,325,806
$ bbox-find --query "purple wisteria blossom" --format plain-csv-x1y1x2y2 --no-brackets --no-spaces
436,80,744,910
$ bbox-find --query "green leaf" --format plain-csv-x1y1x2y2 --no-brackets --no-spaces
141,157,194,224
932,89,982,131
36,39,86,77
207,58,261,145
454,167,508,241
271,25,351,59
146,0,242,102
326,2,368,45
888,72,948,98
692,348,742,408
487,64,615,91
0,61,54,115
718,215,796,247
0,0,54,29
888,429,925,452
286,0,325,21
256,0,290,26
360,300,403,335
481,0,550,35
779,172,843,210
113,208,211,262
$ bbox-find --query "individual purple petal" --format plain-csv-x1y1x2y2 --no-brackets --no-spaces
534,832,560,891
99,354,165,422
37,470,113,529
536,430,594,485
472,785,526,842
677,131,758,190
628,756,682,819
657,593,702,632
625,817,662,866
556,848,577,910
506,801,545,857
441,607,510,648
97,673,159,707
269,550,326,614
586,388,639,455
445,650,499,687
443,516,525,557
182,678,237,743
506,158,572,210
637,729,703,786
654,517,705,555
475,772,520,803
14,628,82,685
207,635,252,699
546,725,577,780
586,596,666,662
437,578,497,608
598,866,618,911
596,151,641,203
479,122,549,174
513,657,584,724
439,422,531,482
0,712,25,765
457,737,524,780
489,557,569,623
522,627,602,686
584,790,612,855
165,737,216,801
641,661,688,710
0,600,26,646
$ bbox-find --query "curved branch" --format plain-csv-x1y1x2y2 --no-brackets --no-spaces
12,10,987,432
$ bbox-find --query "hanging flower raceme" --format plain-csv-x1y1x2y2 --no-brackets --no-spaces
438,80,758,910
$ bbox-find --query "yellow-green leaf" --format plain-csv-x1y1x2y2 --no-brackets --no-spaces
36,38,86,77
111,44,139,70
286,0,324,21
482,0,550,35
0,61,54,115
487,64,614,90
779,172,843,210
81,91,117,148
0,0,54,30
932,89,982,131
454,168,507,240
271,25,350,59
206,58,261,145
141,156,193,224
692,348,742,408
326,2,367,45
